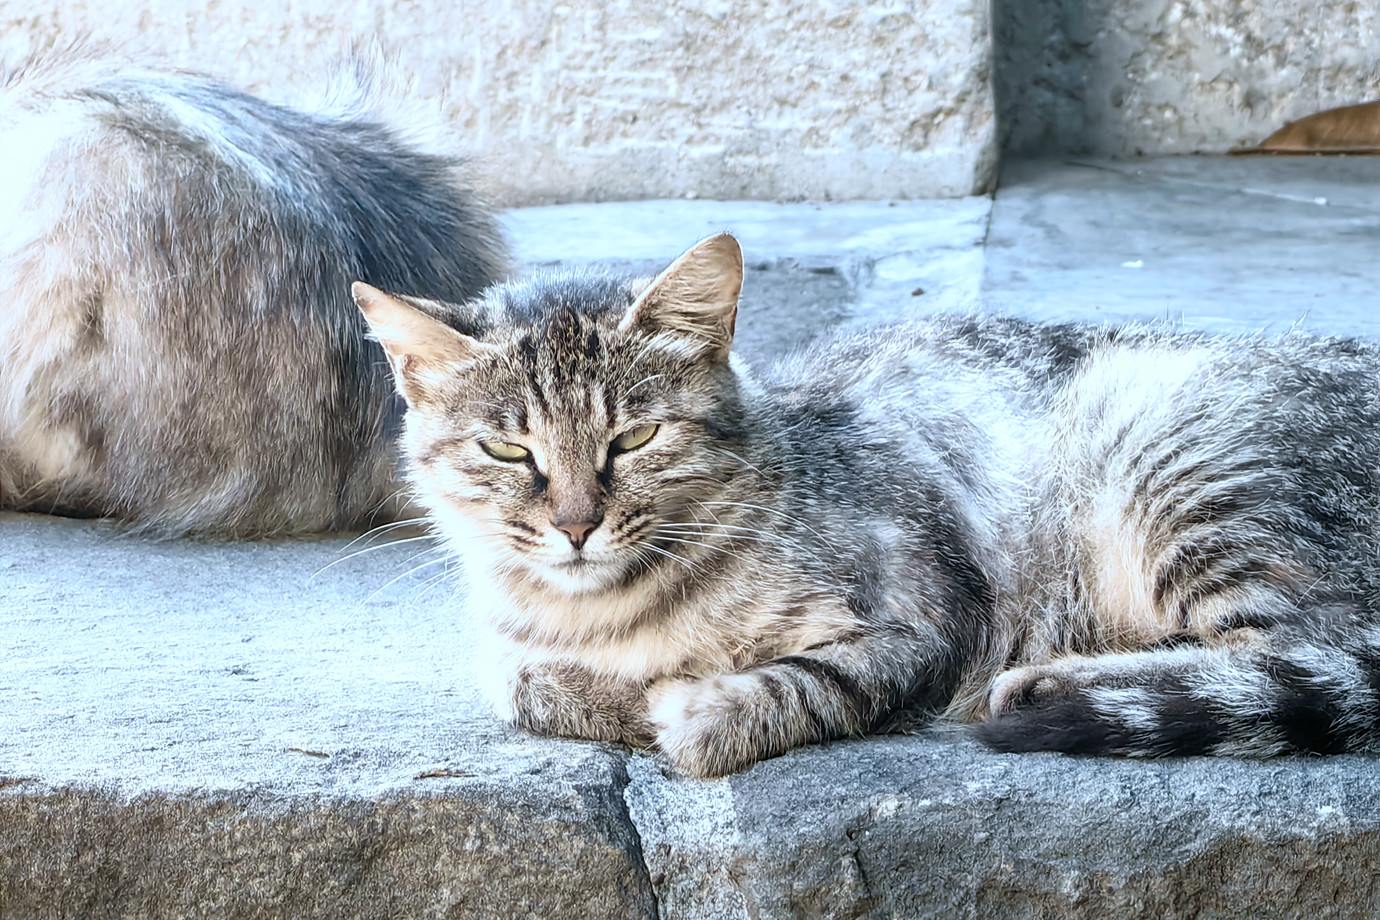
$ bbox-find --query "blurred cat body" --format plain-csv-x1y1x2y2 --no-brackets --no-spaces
0,50,506,535
359,235,1380,777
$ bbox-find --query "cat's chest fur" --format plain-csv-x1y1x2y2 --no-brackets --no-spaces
465,543,860,684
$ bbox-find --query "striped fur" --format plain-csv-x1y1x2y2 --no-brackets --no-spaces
364,234,1380,776
0,50,506,535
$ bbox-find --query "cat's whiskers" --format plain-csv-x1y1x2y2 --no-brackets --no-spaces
609,513,654,544
409,560,463,600
615,339,669,390
624,373,667,398
363,516,435,533
657,520,810,555
692,499,829,541
670,496,773,545
633,541,703,575
650,533,727,555
352,552,452,612
312,533,441,580
709,446,773,480
335,517,435,554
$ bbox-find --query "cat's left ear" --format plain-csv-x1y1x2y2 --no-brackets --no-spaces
620,233,741,361
352,282,492,406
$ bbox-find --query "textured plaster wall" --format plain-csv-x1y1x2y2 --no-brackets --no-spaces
997,0,1380,155
4,0,1378,197
0,0,998,204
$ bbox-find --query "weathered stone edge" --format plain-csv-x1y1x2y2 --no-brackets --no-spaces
0,763,659,920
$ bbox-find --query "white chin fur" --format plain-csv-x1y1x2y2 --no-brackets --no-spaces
531,555,631,594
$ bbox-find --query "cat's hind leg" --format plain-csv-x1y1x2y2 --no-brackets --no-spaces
976,621,1380,757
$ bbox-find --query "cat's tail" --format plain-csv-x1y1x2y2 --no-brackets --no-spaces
973,631,1380,757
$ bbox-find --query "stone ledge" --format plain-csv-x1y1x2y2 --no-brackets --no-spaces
1,779,655,920
633,739,1380,920
0,513,656,919
6,175,1380,917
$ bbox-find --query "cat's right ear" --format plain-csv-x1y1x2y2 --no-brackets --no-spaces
620,233,742,361
352,282,492,406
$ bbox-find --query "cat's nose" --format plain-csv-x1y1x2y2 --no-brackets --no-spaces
554,515,601,550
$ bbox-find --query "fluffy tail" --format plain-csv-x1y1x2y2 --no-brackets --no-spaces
974,636,1380,757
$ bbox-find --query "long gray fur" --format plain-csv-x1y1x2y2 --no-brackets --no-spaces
0,51,507,535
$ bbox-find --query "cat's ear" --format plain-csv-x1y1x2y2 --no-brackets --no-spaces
352,281,492,406
620,233,742,360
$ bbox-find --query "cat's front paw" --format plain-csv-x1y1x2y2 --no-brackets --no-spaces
510,664,654,746
648,674,776,778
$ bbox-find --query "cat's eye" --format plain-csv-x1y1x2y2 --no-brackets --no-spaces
480,440,531,462
611,424,659,454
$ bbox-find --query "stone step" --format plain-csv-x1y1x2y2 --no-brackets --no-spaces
9,511,1380,920
6,164,1380,918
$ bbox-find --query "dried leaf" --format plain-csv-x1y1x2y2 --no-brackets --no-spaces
1237,100,1380,154
415,768,475,780
285,747,330,758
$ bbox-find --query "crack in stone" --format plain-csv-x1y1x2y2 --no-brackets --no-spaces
616,751,665,920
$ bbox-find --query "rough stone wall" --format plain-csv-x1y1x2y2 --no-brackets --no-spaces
997,0,1380,155
0,0,998,204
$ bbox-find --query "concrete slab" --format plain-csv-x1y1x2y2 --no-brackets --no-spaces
7,160,1380,917
631,738,1380,920
983,158,1380,332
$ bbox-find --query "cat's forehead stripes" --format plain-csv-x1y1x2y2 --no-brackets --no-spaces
503,306,623,430
495,403,529,434
440,264,732,455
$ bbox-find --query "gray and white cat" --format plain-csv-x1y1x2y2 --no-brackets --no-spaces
358,233,1380,778
0,52,506,535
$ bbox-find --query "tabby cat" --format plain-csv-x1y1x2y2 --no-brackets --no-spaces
0,51,505,535
357,233,1380,777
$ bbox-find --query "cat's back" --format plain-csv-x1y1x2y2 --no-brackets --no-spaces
763,317,1380,482
765,314,1088,395
755,315,1086,494
738,315,1086,607
0,51,507,535
0,51,506,295
752,315,1380,572
1059,327,1380,473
